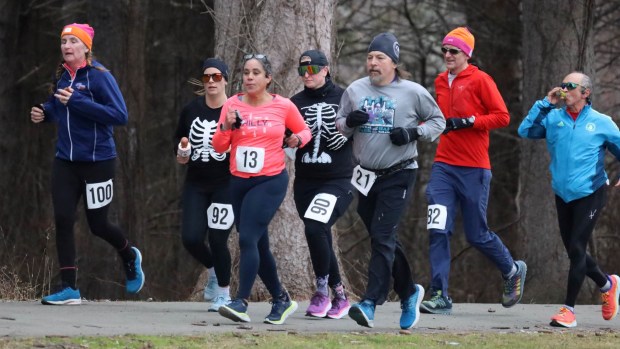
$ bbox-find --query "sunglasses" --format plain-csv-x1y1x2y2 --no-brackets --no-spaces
202,73,224,83
243,54,268,61
297,65,323,76
560,82,582,90
441,47,462,55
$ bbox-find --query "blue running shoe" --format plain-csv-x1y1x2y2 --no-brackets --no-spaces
208,293,231,312
125,247,145,294
203,272,219,301
218,298,251,322
400,284,425,330
41,287,81,305
264,290,298,325
349,299,375,328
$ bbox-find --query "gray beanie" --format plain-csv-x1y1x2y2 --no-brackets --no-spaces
368,32,400,64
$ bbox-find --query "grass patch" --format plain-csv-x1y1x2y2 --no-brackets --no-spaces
1,331,619,349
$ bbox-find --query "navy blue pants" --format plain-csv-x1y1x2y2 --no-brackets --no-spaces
555,185,608,307
230,171,288,300
294,177,353,287
181,181,232,287
358,169,417,305
425,162,514,297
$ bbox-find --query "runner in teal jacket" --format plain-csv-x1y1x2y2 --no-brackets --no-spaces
517,71,620,328
518,93,620,203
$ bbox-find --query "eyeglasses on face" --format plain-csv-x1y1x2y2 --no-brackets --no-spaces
441,47,462,55
243,54,268,61
202,73,224,83
560,82,582,90
297,65,323,76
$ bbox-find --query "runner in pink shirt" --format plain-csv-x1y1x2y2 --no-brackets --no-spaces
213,54,310,325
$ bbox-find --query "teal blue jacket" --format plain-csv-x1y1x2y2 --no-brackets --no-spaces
518,97,620,202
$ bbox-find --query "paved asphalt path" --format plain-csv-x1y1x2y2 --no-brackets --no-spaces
1,301,618,337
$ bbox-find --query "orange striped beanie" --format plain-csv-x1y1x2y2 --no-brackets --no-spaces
61,23,95,50
442,27,475,57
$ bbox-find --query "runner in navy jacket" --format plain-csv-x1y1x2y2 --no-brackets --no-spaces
30,23,143,305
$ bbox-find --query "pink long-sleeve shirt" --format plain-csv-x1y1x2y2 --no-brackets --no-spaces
212,93,311,178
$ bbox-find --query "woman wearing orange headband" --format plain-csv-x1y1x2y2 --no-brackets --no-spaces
30,23,144,305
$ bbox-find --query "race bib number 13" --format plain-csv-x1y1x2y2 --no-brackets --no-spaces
236,146,265,173
85,179,113,209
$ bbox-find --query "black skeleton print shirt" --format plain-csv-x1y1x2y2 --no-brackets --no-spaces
290,79,353,179
174,97,231,190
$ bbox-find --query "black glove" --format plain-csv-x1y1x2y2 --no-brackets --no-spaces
233,110,243,129
443,116,475,134
282,128,293,148
346,110,369,128
390,127,419,146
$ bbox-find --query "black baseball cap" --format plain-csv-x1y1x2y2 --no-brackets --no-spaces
299,50,330,76
299,50,329,66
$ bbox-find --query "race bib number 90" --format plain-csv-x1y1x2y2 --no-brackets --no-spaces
351,165,377,196
207,203,234,230
236,146,265,173
85,179,113,209
427,204,447,230
304,193,337,223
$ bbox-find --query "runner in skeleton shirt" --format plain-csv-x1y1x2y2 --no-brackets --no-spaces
289,50,353,319
174,58,233,312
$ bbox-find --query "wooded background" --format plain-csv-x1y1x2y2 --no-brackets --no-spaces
2,0,620,305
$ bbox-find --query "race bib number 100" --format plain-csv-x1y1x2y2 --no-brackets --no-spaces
85,179,113,209
236,146,265,173
351,165,377,196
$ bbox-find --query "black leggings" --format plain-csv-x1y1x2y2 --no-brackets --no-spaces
181,181,232,286
293,177,353,287
555,185,608,307
51,158,130,286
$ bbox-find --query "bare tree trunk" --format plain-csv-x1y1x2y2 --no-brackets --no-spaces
520,0,596,304
209,0,341,300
